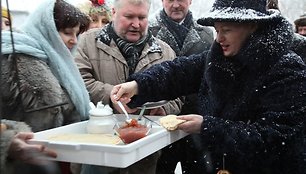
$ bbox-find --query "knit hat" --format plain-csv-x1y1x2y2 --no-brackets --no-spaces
2,7,10,19
294,13,306,27
89,0,111,20
197,0,281,26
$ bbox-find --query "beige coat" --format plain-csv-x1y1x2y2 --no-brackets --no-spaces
75,28,182,115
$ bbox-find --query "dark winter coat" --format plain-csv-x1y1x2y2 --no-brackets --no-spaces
149,10,214,57
291,33,306,63
128,17,306,174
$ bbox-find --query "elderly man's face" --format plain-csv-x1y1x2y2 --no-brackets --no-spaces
162,0,192,22
112,0,149,43
297,26,306,36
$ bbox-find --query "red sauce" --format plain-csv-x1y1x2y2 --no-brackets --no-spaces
117,119,149,144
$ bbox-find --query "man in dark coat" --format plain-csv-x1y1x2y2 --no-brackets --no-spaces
111,0,306,173
149,1,214,173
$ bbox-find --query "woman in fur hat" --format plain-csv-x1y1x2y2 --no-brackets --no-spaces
110,0,306,173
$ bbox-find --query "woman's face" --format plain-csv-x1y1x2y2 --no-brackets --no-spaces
89,14,110,29
59,24,80,51
214,22,257,57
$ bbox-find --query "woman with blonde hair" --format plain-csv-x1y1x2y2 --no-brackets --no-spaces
1,7,11,30
78,0,112,29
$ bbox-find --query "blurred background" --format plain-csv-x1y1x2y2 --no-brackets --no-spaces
1,0,306,30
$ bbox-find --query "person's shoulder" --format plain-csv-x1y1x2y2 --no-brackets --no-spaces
291,34,306,63
154,37,172,50
149,14,163,35
292,33,306,44
79,28,102,39
78,28,104,47
192,21,214,43
193,21,213,34
152,37,176,57
276,50,306,70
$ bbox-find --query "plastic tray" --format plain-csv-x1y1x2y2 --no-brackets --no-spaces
28,115,188,168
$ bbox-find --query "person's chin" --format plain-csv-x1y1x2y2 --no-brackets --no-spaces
171,13,184,21
126,35,141,43
223,51,235,57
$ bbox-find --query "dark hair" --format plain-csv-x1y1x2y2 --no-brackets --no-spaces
266,0,279,10
294,14,306,32
54,0,90,34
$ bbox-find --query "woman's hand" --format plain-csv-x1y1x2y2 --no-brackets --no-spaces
177,115,203,134
111,81,138,104
8,132,57,165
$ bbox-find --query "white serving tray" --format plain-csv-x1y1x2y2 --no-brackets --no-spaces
29,115,188,168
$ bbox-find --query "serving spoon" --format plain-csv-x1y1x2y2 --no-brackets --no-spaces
117,101,132,123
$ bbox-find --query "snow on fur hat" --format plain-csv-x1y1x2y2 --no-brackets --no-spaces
197,0,281,26
294,13,306,27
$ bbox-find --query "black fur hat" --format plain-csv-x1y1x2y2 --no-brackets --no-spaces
294,14,306,27
197,0,281,26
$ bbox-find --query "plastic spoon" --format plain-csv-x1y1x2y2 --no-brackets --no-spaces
117,101,132,123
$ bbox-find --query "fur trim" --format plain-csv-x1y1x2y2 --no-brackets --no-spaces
198,0,282,26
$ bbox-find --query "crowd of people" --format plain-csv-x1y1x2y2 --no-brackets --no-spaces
1,0,306,174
